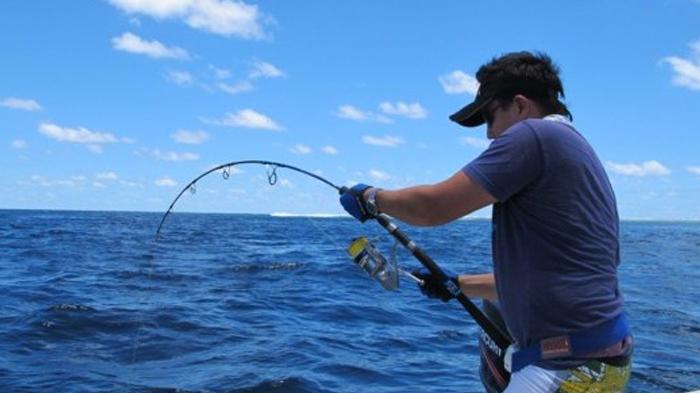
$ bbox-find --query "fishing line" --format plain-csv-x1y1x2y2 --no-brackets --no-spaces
129,236,167,364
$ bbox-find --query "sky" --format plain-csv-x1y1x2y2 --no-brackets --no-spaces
1,0,699,220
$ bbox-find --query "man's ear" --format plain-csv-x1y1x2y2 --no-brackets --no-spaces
513,94,530,116
513,94,538,118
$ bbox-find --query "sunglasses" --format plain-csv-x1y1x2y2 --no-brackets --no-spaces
481,100,501,126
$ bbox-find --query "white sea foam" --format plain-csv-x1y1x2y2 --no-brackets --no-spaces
270,212,346,218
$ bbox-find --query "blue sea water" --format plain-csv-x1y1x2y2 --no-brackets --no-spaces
0,209,698,392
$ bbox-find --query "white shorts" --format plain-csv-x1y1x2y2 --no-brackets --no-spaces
504,365,568,393
504,359,631,393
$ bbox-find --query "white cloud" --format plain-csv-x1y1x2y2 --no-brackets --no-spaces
108,0,268,39
438,70,479,95
369,169,391,182
93,182,106,188
379,101,428,119
155,176,178,187
687,166,700,175
662,39,700,91
460,136,490,149
1,97,42,111
249,61,285,79
26,175,86,188
108,0,191,18
112,32,189,59
165,70,193,85
663,57,700,90
120,180,142,187
605,160,671,177
184,0,266,38
38,123,131,153
11,139,27,149
362,135,405,147
40,124,114,143
337,105,368,121
171,129,210,144
28,175,52,187
210,65,231,79
321,145,338,155
96,171,119,181
217,165,243,177
335,101,428,124
335,105,393,123
217,80,253,94
149,149,200,161
290,144,312,155
209,109,283,130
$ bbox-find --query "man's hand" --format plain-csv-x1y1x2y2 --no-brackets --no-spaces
339,183,374,222
412,267,460,302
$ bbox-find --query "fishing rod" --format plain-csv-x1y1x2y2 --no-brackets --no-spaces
156,160,337,237
155,159,512,353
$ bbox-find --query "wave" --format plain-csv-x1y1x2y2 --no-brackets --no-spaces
230,262,303,272
50,304,96,312
227,377,332,393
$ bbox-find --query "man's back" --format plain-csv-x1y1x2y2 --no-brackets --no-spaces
464,117,623,355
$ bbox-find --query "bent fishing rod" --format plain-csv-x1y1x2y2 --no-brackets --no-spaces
155,159,512,352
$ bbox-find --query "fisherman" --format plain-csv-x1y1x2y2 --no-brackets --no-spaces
340,51,633,392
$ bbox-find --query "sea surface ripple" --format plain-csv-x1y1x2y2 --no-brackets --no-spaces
0,210,698,392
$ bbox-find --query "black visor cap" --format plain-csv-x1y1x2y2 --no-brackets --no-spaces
449,94,493,127
449,80,553,128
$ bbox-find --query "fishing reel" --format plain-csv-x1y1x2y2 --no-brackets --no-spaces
347,236,399,291
347,236,423,291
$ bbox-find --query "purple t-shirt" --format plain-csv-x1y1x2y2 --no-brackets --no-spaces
463,117,624,357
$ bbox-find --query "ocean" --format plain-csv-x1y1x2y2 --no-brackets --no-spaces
1,209,698,392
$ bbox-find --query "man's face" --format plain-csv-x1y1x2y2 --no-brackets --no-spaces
482,95,537,139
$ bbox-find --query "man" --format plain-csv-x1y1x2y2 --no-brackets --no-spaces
340,51,633,392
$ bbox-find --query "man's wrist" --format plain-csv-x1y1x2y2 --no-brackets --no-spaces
364,187,381,216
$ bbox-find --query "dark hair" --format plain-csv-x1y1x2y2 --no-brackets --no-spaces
476,51,572,120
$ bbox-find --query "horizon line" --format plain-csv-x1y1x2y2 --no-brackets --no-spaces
1,207,699,223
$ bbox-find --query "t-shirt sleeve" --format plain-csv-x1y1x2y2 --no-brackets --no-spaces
462,122,543,201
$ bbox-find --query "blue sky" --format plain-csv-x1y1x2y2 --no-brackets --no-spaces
1,0,699,220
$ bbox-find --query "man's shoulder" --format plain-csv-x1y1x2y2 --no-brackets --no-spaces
515,118,586,148
522,117,576,134
501,118,566,139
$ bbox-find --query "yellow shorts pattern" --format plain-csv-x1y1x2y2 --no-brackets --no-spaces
556,359,632,393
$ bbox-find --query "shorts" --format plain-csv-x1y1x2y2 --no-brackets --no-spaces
504,358,632,393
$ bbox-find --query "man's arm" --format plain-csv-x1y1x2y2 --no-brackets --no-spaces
458,273,498,301
370,170,496,226
368,171,499,301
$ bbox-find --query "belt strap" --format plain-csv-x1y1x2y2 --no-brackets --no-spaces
510,313,630,373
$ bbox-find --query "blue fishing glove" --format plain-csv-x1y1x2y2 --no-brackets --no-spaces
339,183,374,222
412,267,460,302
